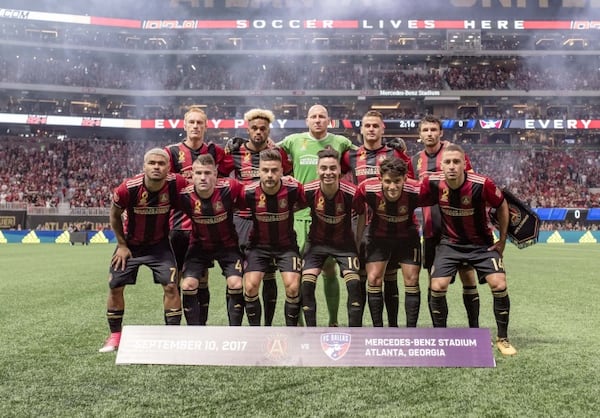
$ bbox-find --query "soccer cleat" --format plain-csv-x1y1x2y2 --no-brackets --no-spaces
99,332,121,353
496,337,517,356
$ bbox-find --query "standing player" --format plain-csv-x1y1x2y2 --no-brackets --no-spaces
353,157,422,327
99,148,187,353
410,115,480,328
302,149,362,327
225,108,292,326
240,149,306,326
164,106,234,325
341,110,415,327
178,154,245,326
419,144,516,355
278,104,356,327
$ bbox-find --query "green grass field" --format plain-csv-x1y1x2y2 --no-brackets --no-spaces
0,244,598,417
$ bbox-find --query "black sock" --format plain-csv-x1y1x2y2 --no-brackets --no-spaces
429,290,448,328
284,295,301,326
262,271,278,326
358,271,367,318
493,288,510,339
106,309,124,333
164,308,182,325
344,272,363,327
301,274,318,326
182,288,201,325
244,293,261,326
227,287,244,326
384,272,399,327
404,285,421,327
367,284,384,327
198,285,210,325
427,286,434,324
463,285,480,328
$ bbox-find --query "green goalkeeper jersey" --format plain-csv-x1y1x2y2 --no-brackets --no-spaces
278,132,356,220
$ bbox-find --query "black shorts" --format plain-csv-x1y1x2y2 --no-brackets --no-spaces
431,243,505,284
108,240,177,288
302,243,360,273
364,235,421,267
245,246,302,274
182,244,244,279
233,214,253,251
422,235,440,270
169,229,191,270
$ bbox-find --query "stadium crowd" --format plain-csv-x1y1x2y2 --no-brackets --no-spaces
1,135,598,212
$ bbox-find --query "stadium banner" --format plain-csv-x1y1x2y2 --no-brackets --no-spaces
116,326,495,368
0,210,26,229
0,229,114,244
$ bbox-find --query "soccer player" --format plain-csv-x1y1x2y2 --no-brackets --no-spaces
178,154,245,326
278,104,356,326
225,108,292,326
353,157,422,327
341,110,415,327
302,149,362,327
419,144,516,356
164,106,234,325
240,149,306,326
99,148,188,353
410,115,480,328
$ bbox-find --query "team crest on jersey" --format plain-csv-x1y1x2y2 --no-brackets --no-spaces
139,191,148,206
378,199,386,212
316,196,325,211
461,195,471,206
258,194,266,208
336,203,344,214
359,150,366,160
178,150,185,163
320,333,351,361
378,154,387,162
159,193,169,203
399,205,408,215
215,201,224,212
244,152,251,162
279,198,287,209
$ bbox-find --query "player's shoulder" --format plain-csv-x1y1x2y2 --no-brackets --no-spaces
403,178,421,193
304,179,321,192
466,172,487,184
124,173,144,188
339,179,357,194
361,177,381,192
282,176,302,188
180,184,195,195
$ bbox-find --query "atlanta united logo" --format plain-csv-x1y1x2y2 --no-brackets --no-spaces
509,204,522,227
320,333,351,361
264,334,289,361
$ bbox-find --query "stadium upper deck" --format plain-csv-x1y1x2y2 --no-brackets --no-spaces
1,0,600,143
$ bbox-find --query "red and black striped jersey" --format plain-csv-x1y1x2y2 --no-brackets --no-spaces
240,177,306,248
304,179,356,246
178,178,243,251
112,173,187,246
410,141,473,238
420,172,504,246
353,177,421,240
341,145,414,184
226,144,292,218
164,141,234,230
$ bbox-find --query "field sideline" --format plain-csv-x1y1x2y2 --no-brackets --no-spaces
0,244,598,417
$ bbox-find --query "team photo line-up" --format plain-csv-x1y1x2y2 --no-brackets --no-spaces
99,105,516,358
